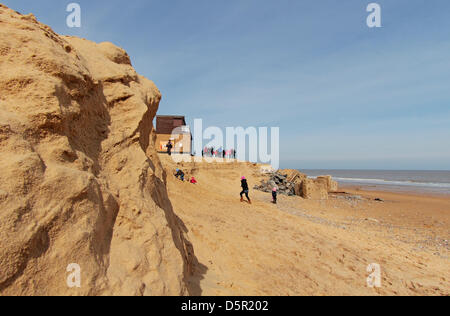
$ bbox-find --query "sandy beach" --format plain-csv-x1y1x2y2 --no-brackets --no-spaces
1,4,448,297
161,156,450,296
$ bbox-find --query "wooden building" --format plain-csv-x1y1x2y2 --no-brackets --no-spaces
155,115,192,154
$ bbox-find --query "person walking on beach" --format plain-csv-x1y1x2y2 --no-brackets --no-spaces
272,187,278,204
240,176,251,204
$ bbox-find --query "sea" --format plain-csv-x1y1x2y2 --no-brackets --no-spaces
301,170,450,195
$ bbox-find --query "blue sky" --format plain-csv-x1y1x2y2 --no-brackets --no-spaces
3,0,450,169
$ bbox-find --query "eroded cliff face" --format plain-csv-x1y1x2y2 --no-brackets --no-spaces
0,4,193,295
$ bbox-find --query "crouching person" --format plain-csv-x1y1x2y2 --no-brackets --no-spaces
175,168,185,181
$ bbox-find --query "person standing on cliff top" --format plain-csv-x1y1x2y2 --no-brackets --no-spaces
240,177,251,204
166,140,173,156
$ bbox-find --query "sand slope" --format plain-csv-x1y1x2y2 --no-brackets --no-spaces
161,155,450,296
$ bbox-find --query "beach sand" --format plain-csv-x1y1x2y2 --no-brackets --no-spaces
161,155,450,296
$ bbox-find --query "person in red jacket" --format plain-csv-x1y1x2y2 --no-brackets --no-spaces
190,176,197,184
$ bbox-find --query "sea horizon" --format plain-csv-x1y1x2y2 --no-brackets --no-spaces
299,169,450,195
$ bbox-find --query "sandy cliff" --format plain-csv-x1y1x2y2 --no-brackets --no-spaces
0,5,193,295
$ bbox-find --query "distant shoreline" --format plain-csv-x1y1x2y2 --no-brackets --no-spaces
300,169,450,196
340,183,450,197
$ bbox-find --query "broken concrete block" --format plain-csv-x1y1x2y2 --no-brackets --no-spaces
317,175,338,193
301,178,328,200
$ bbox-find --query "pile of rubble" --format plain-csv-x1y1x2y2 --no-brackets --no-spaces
254,169,338,200
254,173,297,196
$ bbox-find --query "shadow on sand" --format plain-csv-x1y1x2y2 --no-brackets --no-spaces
150,172,208,296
